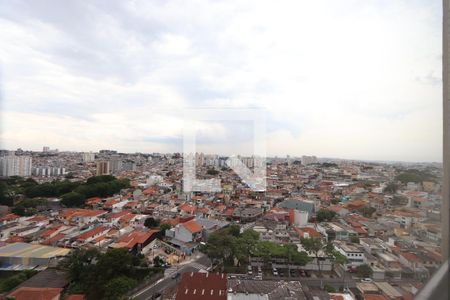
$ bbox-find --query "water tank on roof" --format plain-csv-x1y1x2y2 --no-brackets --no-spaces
294,210,308,226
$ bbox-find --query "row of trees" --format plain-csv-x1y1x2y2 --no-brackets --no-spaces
1,175,130,210
58,176,130,207
0,270,37,293
11,198,48,216
61,248,162,300
395,169,436,184
202,225,348,275
24,175,129,200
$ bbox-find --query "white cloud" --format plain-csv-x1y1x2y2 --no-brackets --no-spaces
0,0,442,161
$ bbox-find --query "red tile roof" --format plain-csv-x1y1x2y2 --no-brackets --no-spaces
0,213,20,222
66,295,86,300
107,211,131,220
85,196,102,205
7,287,63,300
76,226,108,241
363,294,388,300
41,233,66,245
115,229,158,249
179,203,195,214
182,220,203,233
294,227,323,239
103,199,119,208
176,272,227,300
41,225,64,238
26,215,48,222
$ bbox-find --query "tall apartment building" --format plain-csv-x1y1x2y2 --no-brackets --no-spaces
109,158,122,173
33,167,66,177
96,161,110,176
82,152,96,162
301,155,318,165
0,155,32,177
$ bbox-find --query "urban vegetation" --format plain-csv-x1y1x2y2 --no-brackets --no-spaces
0,175,130,210
61,247,162,300
0,270,38,293
202,225,311,272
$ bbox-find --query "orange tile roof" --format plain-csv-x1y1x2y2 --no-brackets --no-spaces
363,294,388,300
115,229,158,248
66,295,86,300
176,272,227,300
143,187,157,195
103,199,119,208
85,196,102,205
400,252,421,263
41,225,64,238
6,236,25,243
107,211,131,220
125,201,139,207
59,209,106,220
41,233,66,245
182,220,203,233
119,213,136,223
179,203,195,214
76,226,108,241
7,287,63,300
26,215,48,222
162,217,180,226
294,227,323,238
0,213,20,222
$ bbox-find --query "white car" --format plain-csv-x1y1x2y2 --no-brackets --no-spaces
361,278,373,283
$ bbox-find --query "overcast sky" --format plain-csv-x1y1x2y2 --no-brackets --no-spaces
0,0,442,162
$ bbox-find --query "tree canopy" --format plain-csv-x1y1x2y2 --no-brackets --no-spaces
395,169,436,184
62,248,161,300
316,209,337,222
61,192,86,208
144,217,160,228
203,227,311,270
356,264,373,278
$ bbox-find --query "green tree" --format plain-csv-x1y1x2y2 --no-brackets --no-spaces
63,248,156,299
207,168,219,175
159,223,172,232
0,270,38,293
227,224,241,237
316,209,337,222
86,175,116,184
144,217,160,228
356,264,373,278
103,276,137,300
350,236,360,244
395,169,436,184
324,284,336,293
300,237,327,275
0,182,14,206
153,256,164,267
383,182,398,194
61,192,86,207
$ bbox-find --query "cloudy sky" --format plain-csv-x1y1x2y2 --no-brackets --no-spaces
0,0,442,162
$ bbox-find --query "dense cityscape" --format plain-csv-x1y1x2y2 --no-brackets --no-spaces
0,147,443,300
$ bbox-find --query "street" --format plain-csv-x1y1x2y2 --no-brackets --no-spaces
132,253,211,300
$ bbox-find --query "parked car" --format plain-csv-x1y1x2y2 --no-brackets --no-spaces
361,278,373,283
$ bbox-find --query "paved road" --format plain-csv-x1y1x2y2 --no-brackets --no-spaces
132,253,210,300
